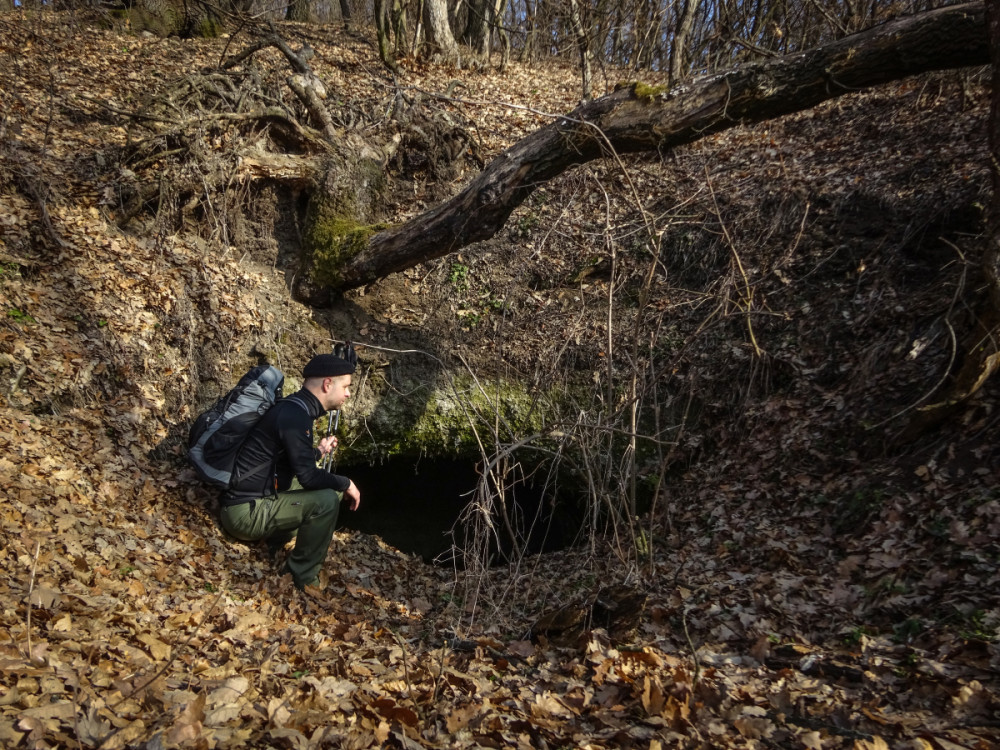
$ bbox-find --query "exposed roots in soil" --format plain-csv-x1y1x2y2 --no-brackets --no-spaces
109,26,482,256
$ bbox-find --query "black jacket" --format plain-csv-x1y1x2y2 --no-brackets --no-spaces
225,388,350,504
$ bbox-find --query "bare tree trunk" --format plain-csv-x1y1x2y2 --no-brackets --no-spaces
494,0,510,68
567,0,592,100
462,0,491,55
521,0,537,62
609,6,623,65
670,0,700,86
375,0,401,73
392,0,409,56
462,0,509,59
286,0,311,22
423,0,459,58
339,0,353,30
321,3,986,289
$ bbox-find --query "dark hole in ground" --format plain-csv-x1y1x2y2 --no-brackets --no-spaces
338,457,582,564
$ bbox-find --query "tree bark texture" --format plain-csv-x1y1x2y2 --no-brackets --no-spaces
286,0,312,22
422,0,459,57
375,0,401,73
330,3,987,290
338,0,353,29
669,0,699,86
462,0,492,55
568,0,593,100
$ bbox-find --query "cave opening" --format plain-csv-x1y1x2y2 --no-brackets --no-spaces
338,456,582,565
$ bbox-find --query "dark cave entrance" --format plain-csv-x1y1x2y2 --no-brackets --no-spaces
338,456,582,564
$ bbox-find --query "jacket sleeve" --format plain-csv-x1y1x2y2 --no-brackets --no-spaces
277,404,351,493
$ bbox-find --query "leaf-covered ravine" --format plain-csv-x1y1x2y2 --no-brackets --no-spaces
1,9,998,750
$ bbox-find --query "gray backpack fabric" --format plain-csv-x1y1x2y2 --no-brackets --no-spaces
188,365,285,489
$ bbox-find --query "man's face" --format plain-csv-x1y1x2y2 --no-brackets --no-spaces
326,374,352,410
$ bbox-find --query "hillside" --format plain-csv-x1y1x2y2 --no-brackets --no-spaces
1,9,998,749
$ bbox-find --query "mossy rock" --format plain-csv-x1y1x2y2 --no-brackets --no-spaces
337,371,557,465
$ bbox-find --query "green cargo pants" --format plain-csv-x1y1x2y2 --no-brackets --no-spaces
219,480,342,589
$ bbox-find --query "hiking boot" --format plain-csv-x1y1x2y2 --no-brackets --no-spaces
280,562,319,591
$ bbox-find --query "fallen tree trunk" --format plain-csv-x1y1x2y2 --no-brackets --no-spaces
325,2,988,290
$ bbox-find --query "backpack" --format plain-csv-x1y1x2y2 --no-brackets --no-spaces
188,365,285,489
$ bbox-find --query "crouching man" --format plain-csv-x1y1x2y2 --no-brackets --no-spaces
219,346,361,590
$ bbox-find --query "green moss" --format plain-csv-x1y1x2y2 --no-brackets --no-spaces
339,374,559,464
304,158,390,288
629,82,668,101
308,216,389,287
405,377,549,457
196,17,223,38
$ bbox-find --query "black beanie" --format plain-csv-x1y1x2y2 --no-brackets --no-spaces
303,353,355,378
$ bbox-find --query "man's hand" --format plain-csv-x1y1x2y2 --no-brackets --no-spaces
344,479,361,511
318,435,338,456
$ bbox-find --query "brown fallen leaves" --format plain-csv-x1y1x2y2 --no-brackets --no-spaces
0,514,996,749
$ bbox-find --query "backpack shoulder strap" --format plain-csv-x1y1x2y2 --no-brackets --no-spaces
281,395,311,415
229,395,311,491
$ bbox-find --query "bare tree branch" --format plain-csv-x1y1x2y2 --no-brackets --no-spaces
333,3,987,289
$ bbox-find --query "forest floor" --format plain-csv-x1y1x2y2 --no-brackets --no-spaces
1,8,999,750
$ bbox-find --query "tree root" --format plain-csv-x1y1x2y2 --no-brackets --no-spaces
109,25,339,231
899,299,1000,442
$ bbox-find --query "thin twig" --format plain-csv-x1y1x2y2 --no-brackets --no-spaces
429,642,450,706
872,238,969,428
24,539,40,664
390,629,423,720
705,166,762,356
682,605,701,686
